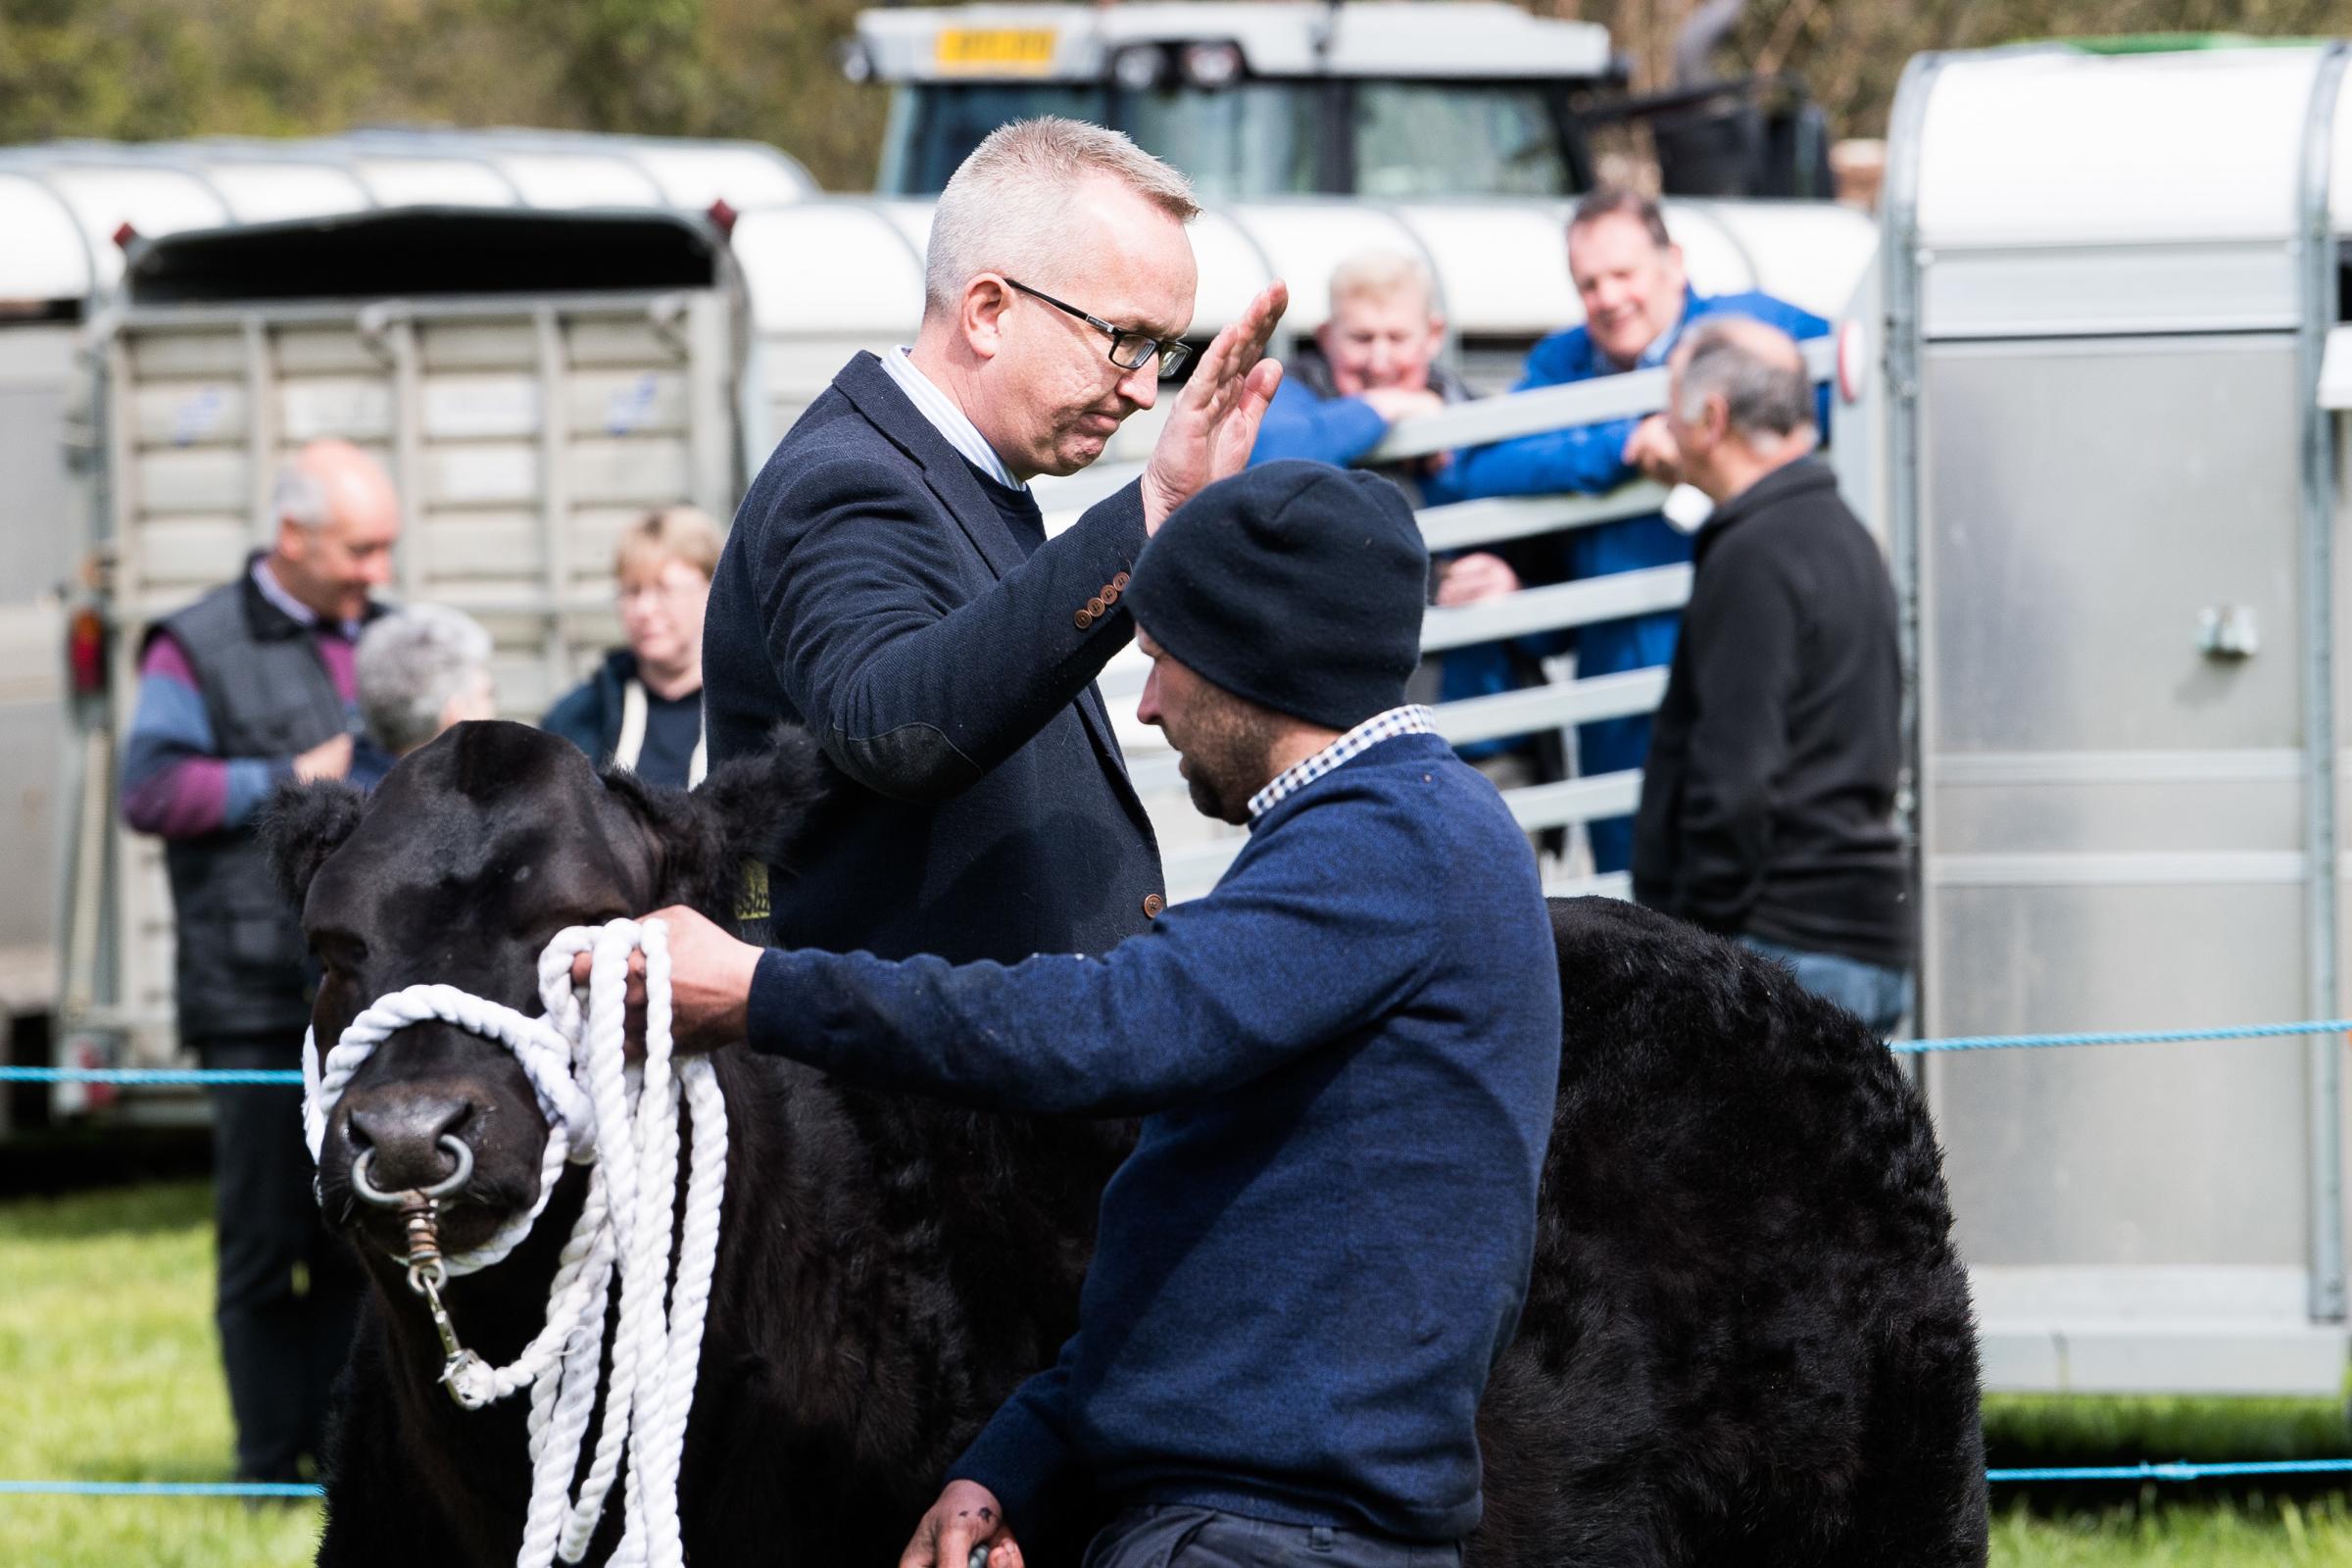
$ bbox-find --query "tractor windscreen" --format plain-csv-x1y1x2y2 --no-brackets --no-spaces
885,80,1578,201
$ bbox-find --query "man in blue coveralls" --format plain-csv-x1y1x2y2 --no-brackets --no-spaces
1429,188,1828,875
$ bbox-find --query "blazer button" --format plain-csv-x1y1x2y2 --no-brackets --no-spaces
1087,596,1107,616
1142,893,1165,918
1074,608,1095,630
1101,585,1120,606
1111,570,1131,590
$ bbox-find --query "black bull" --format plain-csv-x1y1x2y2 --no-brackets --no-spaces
266,719,1986,1567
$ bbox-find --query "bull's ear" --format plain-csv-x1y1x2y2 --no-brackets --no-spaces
693,723,831,870
604,723,833,912
263,778,367,907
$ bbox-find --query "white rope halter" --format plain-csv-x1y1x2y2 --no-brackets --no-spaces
302,917,728,1568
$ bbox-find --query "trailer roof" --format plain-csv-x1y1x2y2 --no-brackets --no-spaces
1904,43,2343,251
853,3,1614,84
730,193,1874,340
0,129,812,308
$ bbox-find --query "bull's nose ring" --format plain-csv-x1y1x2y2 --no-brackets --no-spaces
350,1136,475,1207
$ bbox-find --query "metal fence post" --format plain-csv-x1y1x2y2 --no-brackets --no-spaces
2298,42,2349,1326
1881,52,1943,1059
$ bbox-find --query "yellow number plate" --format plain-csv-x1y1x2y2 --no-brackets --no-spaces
934,27,1057,74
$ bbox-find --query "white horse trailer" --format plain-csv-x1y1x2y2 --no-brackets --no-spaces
0,133,811,1130
1876,40,2352,1395
65,208,748,1110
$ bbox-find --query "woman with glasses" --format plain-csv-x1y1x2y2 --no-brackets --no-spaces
542,506,721,787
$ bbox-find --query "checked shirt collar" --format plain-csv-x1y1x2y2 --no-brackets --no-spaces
1247,705,1437,823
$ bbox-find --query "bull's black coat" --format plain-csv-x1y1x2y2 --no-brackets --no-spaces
270,722,1986,1568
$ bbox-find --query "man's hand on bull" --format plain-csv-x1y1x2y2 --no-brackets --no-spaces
900,1480,1021,1568
565,906,761,1057
1139,279,1290,535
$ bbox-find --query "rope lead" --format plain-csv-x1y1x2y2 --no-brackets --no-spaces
301,917,726,1568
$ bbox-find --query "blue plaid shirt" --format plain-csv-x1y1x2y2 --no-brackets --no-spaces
1247,705,1438,821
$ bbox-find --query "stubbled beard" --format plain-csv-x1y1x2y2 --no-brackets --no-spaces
1179,687,1283,826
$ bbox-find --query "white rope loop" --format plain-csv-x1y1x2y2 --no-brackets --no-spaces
302,917,726,1568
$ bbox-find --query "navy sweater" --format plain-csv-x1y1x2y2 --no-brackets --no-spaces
745,731,1561,1540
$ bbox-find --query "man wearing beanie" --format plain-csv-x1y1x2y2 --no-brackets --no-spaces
627,462,1561,1568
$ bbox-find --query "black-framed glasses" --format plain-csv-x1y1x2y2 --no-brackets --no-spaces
1004,277,1193,377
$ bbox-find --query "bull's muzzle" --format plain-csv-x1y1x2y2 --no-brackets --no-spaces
342,1090,478,1196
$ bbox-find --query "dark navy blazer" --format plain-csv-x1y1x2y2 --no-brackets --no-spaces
703,351,1162,965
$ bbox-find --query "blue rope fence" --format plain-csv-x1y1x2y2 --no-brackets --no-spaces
0,1066,301,1084
7,1017,2347,1087
0,1480,322,1497
1889,1019,2352,1054
10,1017,2352,1501
8,1460,2352,1498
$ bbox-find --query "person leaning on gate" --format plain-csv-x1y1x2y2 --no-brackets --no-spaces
1631,318,1912,1034
1424,188,1828,873
590,462,1561,1568
1248,248,1470,501
701,117,1286,966
351,601,499,785
118,437,393,1484
542,506,721,789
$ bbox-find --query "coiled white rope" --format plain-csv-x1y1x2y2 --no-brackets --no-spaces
301,917,727,1568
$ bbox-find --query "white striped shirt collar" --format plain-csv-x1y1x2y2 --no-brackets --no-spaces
878,346,1025,491
1247,705,1438,822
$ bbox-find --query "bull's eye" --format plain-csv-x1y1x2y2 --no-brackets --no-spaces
311,931,369,971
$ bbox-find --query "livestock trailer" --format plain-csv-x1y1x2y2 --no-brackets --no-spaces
64,207,751,1108
1877,39,2352,1395
0,131,814,1133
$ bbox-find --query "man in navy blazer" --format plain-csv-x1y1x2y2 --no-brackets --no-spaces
704,118,1286,965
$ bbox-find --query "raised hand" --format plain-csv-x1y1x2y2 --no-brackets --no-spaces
1139,279,1290,532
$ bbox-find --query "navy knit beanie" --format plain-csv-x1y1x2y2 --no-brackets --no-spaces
1123,460,1428,731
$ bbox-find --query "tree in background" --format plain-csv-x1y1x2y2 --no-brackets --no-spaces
7,0,2352,188
0,0,885,188
1537,0,2352,138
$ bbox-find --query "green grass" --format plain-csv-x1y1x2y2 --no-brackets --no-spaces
1992,1494,2352,1564
0,1180,319,1567
8,1180,2352,1565
1984,1392,2352,1467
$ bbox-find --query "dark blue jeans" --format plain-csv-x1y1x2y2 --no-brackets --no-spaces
1081,1505,1460,1568
1739,936,1912,1037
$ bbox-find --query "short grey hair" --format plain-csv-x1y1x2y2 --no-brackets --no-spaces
357,604,493,757
924,118,1200,313
272,464,331,531
1675,318,1813,438
1327,249,1439,321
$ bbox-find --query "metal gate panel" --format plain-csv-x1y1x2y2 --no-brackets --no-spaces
1933,881,2309,1267
1925,337,2305,754
1933,764,2302,855
1920,333,2312,1275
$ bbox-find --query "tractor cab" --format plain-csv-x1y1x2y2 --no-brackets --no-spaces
848,2,1833,202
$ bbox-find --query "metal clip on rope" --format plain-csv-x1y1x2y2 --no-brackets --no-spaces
352,1135,492,1407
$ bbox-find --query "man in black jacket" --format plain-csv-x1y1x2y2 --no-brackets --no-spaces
1631,318,1912,1032
704,118,1284,965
